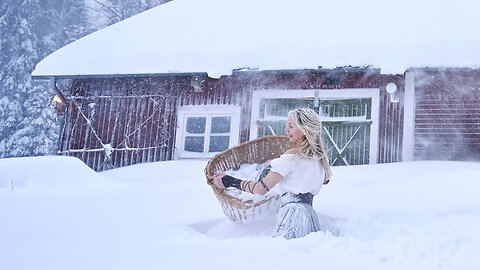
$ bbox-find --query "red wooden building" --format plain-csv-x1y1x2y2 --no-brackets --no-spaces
32,0,480,171
42,67,480,171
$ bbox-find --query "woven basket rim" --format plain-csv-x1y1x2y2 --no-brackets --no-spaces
204,135,290,207
204,135,289,180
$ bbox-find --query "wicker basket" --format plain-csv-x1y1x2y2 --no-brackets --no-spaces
205,135,291,224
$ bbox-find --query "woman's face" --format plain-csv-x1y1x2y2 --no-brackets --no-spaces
286,113,305,145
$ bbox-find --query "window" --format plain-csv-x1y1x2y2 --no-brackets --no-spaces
175,105,241,158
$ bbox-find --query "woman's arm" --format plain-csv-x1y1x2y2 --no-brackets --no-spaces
213,148,295,194
213,171,283,195
257,171,283,194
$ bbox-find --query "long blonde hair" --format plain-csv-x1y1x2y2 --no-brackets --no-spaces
288,108,333,184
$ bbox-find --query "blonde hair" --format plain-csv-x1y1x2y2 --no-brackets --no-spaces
288,108,333,184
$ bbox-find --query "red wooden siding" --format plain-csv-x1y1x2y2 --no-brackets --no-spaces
413,69,480,160
59,77,182,171
58,68,405,171
378,75,405,164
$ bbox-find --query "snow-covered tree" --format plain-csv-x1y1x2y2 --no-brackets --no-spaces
0,1,38,157
0,0,91,158
0,0,164,158
92,0,169,26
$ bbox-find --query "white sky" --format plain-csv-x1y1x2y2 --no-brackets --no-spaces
32,0,480,78
1,156,480,269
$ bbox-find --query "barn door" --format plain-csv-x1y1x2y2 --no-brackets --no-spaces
255,97,373,166
320,99,372,165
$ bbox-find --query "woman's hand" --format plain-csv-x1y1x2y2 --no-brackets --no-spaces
213,171,226,189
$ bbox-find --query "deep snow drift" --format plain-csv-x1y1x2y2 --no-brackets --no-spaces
1,156,480,270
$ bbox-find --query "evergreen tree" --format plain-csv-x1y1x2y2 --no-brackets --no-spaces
0,0,163,158
0,0,91,158
0,0,39,157
93,0,169,26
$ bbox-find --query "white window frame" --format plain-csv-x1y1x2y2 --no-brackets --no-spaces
250,89,380,164
175,105,241,159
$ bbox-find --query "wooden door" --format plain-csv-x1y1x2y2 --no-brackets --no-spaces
256,98,372,165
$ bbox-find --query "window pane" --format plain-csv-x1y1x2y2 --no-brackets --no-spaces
257,122,286,137
185,136,204,152
186,117,206,134
209,136,230,152
211,116,231,133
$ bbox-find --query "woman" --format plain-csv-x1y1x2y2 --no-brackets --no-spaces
213,108,332,239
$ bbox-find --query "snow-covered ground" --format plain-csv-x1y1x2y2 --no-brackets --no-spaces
1,156,480,270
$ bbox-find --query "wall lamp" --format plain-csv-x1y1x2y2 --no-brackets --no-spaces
386,82,399,103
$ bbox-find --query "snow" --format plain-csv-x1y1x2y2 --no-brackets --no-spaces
224,161,272,203
10,1,480,267
1,156,480,270
32,0,480,78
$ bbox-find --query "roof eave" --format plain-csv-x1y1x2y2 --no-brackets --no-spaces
31,72,210,80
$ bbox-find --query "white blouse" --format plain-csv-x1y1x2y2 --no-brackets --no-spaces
268,154,325,196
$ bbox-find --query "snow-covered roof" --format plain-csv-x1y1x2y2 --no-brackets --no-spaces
32,0,480,79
